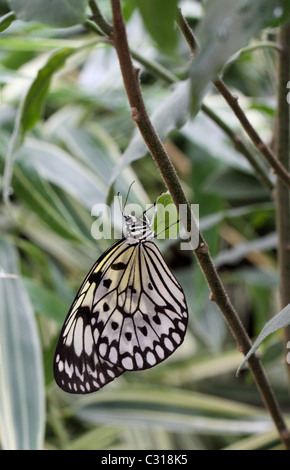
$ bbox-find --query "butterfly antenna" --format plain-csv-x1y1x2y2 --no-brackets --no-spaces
117,191,124,217
142,189,168,217
154,219,180,239
122,181,135,215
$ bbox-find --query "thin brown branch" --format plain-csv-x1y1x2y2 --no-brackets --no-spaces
106,0,290,449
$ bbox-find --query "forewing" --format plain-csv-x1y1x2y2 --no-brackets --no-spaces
53,238,129,394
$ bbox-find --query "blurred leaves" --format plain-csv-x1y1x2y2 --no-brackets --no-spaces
0,240,45,449
3,48,76,202
76,385,272,436
20,48,75,133
0,0,289,451
110,80,191,185
190,0,287,112
237,304,290,375
0,11,15,32
7,0,87,27
135,0,179,54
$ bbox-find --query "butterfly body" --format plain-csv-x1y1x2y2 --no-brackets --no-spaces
54,212,188,394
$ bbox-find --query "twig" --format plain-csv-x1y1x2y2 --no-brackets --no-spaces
177,8,198,57
176,9,290,191
88,0,113,36
106,0,290,449
275,22,290,383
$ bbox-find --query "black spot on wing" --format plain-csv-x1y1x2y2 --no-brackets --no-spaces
103,279,112,289
88,271,102,284
111,262,127,270
139,325,148,336
152,314,161,325
78,306,91,317
103,302,110,312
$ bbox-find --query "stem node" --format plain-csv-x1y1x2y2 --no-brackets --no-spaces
131,107,140,121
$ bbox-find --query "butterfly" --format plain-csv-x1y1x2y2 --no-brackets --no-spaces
53,195,188,394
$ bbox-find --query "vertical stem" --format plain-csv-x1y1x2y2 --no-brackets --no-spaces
275,22,290,382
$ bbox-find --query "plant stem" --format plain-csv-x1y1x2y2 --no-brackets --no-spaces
88,0,113,36
275,22,290,382
176,8,198,57
107,0,290,448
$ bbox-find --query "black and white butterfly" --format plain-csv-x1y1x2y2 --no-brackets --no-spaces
53,196,188,394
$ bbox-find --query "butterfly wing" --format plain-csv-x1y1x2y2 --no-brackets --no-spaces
54,237,188,394
53,238,127,394
98,240,188,371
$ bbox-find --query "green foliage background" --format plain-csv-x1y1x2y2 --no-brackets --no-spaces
0,0,289,450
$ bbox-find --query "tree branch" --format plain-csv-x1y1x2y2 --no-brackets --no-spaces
105,0,290,448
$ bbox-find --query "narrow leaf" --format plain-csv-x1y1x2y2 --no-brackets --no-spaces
190,0,286,113
110,80,190,185
0,11,16,32
237,303,290,375
21,49,75,133
0,239,45,449
7,0,87,27
3,48,74,203
23,278,69,324
136,0,179,54
153,192,179,239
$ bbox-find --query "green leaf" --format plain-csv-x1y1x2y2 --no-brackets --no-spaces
190,0,286,113
0,11,15,32
23,278,70,323
3,48,74,203
0,239,45,449
110,80,190,185
18,138,108,209
76,386,271,435
204,167,269,203
214,232,277,269
22,49,75,133
153,192,179,239
237,303,290,375
67,427,120,451
7,0,87,27
9,159,83,241
136,0,179,54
